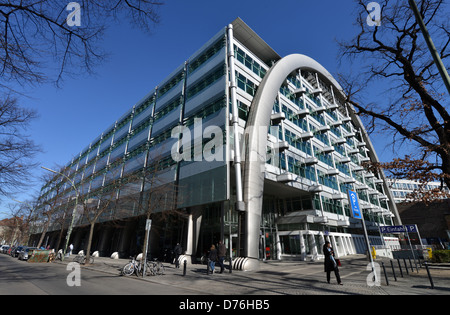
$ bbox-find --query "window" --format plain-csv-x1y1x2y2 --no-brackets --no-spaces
321,196,343,215
158,71,184,99
153,96,182,122
318,170,338,190
234,45,267,78
189,37,226,74
236,72,257,96
187,65,225,100
282,104,308,131
316,151,333,167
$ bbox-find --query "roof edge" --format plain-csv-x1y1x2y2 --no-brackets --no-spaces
231,17,281,65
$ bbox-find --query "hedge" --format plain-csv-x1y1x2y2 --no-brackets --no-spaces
431,250,450,263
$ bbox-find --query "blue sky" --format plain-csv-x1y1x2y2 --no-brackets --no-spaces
0,0,427,216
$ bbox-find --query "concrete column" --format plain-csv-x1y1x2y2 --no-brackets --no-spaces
319,232,325,255
310,233,318,258
186,214,194,256
299,231,306,261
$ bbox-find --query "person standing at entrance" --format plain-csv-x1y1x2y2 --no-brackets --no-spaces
208,244,218,274
217,240,226,274
323,241,342,285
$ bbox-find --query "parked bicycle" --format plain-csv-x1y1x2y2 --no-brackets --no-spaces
122,256,142,276
121,256,152,277
73,253,94,265
121,256,165,277
147,258,165,276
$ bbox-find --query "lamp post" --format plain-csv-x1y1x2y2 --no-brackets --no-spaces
408,0,450,96
41,166,79,261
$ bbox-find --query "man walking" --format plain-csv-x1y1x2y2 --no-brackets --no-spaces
217,240,227,274
174,243,183,268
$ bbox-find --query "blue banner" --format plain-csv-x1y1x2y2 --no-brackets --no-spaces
348,190,362,220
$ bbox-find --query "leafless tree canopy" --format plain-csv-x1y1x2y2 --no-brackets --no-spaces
0,0,163,88
0,94,39,196
0,1,163,197
338,0,450,201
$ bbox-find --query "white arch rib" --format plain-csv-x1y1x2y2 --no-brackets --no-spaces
242,54,345,261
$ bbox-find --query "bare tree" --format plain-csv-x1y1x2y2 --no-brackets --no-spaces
0,0,163,88
35,171,68,248
0,1,163,198
139,153,183,263
0,203,22,244
338,0,450,202
78,168,124,265
0,94,40,196
11,197,37,245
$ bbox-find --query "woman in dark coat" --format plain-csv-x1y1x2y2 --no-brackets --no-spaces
323,241,342,285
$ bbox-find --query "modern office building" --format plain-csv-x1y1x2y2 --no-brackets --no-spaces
387,178,449,203
31,18,401,269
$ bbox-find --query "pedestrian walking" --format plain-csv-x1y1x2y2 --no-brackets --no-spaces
174,243,183,268
217,240,226,274
208,244,218,274
68,243,74,256
323,241,342,285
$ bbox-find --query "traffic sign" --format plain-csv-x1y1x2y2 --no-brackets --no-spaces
348,190,362,219
405,224,418,233
379,225,405,234
379,224,418,234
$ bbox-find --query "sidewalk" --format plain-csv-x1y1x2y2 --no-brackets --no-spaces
54,254,450,295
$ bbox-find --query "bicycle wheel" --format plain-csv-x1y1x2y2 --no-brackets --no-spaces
156,263,165,275
122,263,135,276
135,263,143,277
145,262,156,276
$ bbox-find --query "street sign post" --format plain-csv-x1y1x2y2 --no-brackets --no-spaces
142,219,152,277
379,224,421,267
348,190,377,283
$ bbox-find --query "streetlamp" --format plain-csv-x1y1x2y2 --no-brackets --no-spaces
41,166,79,260
408,0,450,96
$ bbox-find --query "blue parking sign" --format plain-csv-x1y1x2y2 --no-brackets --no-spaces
348,190,362,219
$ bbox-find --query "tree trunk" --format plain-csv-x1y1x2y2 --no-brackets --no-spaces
84,222,95,265
142,214,151,263
55,227,65,252
37,218,51,249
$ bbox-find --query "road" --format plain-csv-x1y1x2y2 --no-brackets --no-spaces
0,254,200,295
2,252,449,297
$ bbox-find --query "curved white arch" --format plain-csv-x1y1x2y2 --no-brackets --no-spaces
242,54,346,260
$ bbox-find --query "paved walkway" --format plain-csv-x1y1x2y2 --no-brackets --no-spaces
54,254,450,295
